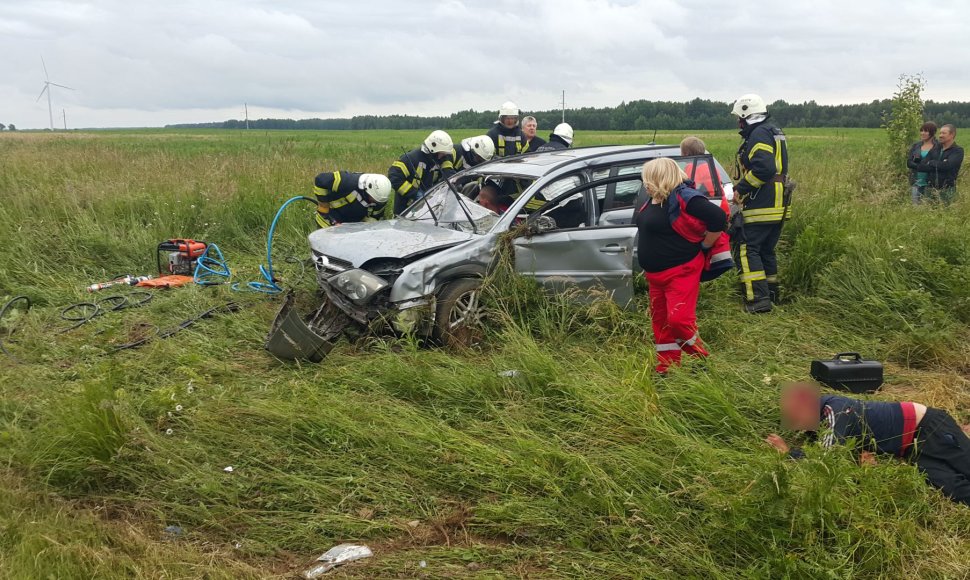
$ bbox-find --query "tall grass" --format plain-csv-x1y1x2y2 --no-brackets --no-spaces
1,129,968,578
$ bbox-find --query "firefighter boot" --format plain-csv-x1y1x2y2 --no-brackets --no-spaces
743,296,773,314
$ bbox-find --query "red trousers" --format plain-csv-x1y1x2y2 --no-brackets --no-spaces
645,252,709,373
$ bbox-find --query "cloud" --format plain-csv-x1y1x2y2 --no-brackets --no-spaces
0,0,965,128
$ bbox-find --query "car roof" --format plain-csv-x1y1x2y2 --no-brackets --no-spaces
473,144,683,178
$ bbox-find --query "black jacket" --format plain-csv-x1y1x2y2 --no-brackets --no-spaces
918,142,964,189
536,135,569,152
388,148,441,197
313,171,384,226
735,118,789,224
441,143,482,179
522,135,546,153
907,140,936,184
487,123,525,157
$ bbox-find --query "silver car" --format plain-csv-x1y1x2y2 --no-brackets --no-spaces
266,145,734,361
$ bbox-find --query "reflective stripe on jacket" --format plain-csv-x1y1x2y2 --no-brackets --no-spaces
735,120,790,224
487,124,525,157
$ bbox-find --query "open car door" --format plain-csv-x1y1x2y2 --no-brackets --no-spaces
511,173,641,308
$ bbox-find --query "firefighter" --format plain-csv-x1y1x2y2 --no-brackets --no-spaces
388,130,454,215
313,172,392,228
536,123,574,152
441,135,496,179
730,94,790,313
487,101,525,157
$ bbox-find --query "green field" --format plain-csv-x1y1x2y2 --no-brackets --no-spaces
1,128,969,578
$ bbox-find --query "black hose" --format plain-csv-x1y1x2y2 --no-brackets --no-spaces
110,301,242,352
59,291,155,334
0,295,31,362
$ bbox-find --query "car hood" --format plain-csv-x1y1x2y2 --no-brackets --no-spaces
307,219,477,267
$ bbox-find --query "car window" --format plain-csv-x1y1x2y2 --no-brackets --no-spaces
591,168,610,202
678,156,721,198
538,189,588,230
610,164,644,210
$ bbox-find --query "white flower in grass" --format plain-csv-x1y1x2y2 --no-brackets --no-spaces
175,404,183,412
899,258,908,262
165,428,173,435
762,374,773,385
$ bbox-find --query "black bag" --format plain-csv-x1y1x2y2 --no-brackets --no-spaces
810,353,883,394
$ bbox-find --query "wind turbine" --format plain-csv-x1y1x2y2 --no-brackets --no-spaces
36,57,74,131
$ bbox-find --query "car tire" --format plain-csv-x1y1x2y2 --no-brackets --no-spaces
433,278,484,349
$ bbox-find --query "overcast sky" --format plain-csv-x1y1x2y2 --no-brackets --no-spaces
1,0,966,129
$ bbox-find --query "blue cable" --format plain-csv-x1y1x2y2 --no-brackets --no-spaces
233,195,318,294
193,243,232,286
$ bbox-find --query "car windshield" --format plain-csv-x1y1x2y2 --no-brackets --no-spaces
400,172,532,234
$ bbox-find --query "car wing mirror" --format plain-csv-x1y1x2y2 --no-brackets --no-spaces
528,215,558,235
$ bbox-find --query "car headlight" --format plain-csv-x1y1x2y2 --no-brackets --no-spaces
329,269,389,304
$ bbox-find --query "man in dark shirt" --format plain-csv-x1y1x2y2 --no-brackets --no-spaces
918,124,964,204
767,382,970,506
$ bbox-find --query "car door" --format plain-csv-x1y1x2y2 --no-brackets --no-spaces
511,173,640,307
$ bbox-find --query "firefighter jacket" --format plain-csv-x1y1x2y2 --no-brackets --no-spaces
487,123,525,157
388,148,442,199
735,119,790,225
313,171,384,228
536,134,570,152
440,143,481,179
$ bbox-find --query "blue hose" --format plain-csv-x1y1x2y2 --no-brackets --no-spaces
234,195,318,294
193,243,231,286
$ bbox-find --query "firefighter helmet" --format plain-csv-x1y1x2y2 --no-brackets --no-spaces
552,122,574,145
358,174,392,203
464,135,496,163
731,94,768,119
499,101,519,117
422,130,453,155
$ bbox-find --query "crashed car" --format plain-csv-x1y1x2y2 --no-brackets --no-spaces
266,145,734,361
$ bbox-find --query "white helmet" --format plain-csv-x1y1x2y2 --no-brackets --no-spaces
552,122,574,145
463,135,495,163
358,174,392,203
422,130,453,155
499,101,519,117
731,94,768,119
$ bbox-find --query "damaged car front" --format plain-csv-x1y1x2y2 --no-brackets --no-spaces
265,172,509,361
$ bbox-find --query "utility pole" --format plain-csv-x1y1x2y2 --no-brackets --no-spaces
245,103,250,130
62,109,67,130
560,90,566,123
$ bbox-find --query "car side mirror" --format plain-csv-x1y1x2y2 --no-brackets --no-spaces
529,215,558,235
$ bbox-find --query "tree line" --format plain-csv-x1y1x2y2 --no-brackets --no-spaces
165,98,970,132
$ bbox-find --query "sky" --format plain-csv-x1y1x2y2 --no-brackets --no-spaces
0,0,966,129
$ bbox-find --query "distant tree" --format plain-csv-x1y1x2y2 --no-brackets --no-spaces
0,123,5,131
7,124,15,131
882,74,926,174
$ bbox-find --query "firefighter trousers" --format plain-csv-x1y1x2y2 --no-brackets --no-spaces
732,221,783,310
645,252,710,373
913,408,970,506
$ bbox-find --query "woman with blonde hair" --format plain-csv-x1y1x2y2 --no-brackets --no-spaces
636,157,727,373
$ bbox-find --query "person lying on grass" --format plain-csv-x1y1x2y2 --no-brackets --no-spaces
766,381,970,506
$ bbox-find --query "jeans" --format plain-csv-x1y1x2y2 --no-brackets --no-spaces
911,185,925,205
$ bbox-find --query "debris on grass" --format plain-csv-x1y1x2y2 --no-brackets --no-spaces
302,544,373,578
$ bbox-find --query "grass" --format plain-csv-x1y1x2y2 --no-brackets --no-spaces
1,128,969,578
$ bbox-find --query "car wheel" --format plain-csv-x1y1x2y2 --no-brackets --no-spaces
433,278,484,349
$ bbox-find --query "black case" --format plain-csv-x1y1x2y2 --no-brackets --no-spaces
810,353,883,394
